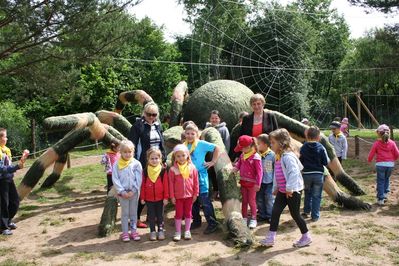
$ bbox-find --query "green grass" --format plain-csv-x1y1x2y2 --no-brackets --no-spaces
0,248,15,256
322,129,399,140
0,259,37,266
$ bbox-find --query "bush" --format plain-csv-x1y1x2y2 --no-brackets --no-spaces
0,101,30,155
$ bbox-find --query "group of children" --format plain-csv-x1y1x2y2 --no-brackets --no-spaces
100,114,398,248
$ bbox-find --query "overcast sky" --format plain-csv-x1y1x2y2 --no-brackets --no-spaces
130,0,398,42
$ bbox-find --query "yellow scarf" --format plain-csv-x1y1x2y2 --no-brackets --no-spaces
118,157,132,170
259,148,272,158
334,132,343,140
243,148,256,160
147,164,162,183
275,152,282,161
184,139,198,154
177,161,190,179
0,145,11,160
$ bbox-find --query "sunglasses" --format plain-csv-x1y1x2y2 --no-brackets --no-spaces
146,112,158,117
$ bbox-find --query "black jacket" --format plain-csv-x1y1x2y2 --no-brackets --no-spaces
229,110,278,160
128,117,166,166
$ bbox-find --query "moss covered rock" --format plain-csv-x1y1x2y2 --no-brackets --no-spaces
183,80,253,130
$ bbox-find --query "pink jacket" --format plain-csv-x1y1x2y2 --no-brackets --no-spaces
368,139,399,163
168,163,199,200
101,151,120,175
234,153,263,187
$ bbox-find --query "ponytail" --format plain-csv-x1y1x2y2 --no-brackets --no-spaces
382,132,389,143
251,137,258,152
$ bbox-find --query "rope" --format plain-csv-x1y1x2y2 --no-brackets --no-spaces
357,137,375,145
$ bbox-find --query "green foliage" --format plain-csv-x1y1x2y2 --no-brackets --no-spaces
348,0,399,13
0,101,29,154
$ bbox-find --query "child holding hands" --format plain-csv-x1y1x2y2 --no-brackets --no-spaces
112,140,142,242
261,129,311,248
140,147,169,241
233,135,263,229
0,128,29,235
169,144,199,241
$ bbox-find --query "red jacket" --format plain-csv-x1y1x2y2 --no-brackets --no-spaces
368,139,399,163
140,167,169,202
169,163,199,200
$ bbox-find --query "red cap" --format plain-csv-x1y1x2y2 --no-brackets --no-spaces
234,135,253,152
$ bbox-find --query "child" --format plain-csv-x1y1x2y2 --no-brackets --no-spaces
367,124,399,205
328,121,348,163
205,110,230,152
169,144,199,241
300,126,329,222
140,147,169,241
100,142,120,194
340,118,349,137
261,128,311,248
184,123,220,234
233,135,262,229
256,134,275,223
112,140,143,242
0,128,29,235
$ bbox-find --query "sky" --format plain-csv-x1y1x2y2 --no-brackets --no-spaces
130,0,398,42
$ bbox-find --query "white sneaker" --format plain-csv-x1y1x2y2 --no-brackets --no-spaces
377,200,384,206
242,218,248,226
184,231,192,240
248,219,257,229
173,232,181,241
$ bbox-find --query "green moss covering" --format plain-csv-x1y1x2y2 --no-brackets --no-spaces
183,80,253,130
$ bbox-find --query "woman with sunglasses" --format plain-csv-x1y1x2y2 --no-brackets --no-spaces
129,102,166,228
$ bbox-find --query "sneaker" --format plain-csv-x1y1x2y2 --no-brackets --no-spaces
260,231,276,247
293,233,312,247
377,200,385,206
184,231,192,240
120,232,130,242
173,232,181,241
8,223,17,230
149,231,157,241
137,221,148,228
311,217,319,222
130,231,141,241
157,231,165,240
204,224,218,235
242,218,248,226
248,219,257,229
301,212,310,218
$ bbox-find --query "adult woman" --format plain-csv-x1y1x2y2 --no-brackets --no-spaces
129,102,166,228
231,94,278,159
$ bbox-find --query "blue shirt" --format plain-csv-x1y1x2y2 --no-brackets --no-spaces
261,151,275,184
186,140,216,193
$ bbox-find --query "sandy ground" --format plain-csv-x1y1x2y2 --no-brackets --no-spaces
2,151,399,265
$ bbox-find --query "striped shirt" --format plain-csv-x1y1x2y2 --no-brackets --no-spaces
274,160,286,193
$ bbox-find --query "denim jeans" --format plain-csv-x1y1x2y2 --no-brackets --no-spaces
303,173,324,220
192,192,218,227
376,166,393,201
256,183,274,220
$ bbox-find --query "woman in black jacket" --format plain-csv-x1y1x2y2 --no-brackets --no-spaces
128,102,166,228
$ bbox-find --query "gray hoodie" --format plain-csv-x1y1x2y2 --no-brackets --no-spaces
112,158,143,195
205,122,231,152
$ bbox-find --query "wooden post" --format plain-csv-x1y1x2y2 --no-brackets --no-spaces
355,135,360,159
342,96,365,129
95,140,99,149
355,93,379,127
390,125,394,141
356,92,362,129
67,153,71,168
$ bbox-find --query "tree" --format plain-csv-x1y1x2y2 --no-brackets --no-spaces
348,0,399,13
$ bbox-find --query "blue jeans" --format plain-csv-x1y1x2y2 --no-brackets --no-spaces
256,183,274,220
192,192,218,227
303,173,324,220
376,166,393,201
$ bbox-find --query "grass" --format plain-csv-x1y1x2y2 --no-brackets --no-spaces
0,248,15,256
322,129,399,140
0,259,37,266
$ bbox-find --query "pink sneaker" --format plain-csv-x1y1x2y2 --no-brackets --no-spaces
293,233,312,247
120,232,130,242
260,231,276,247
130,231,141,241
